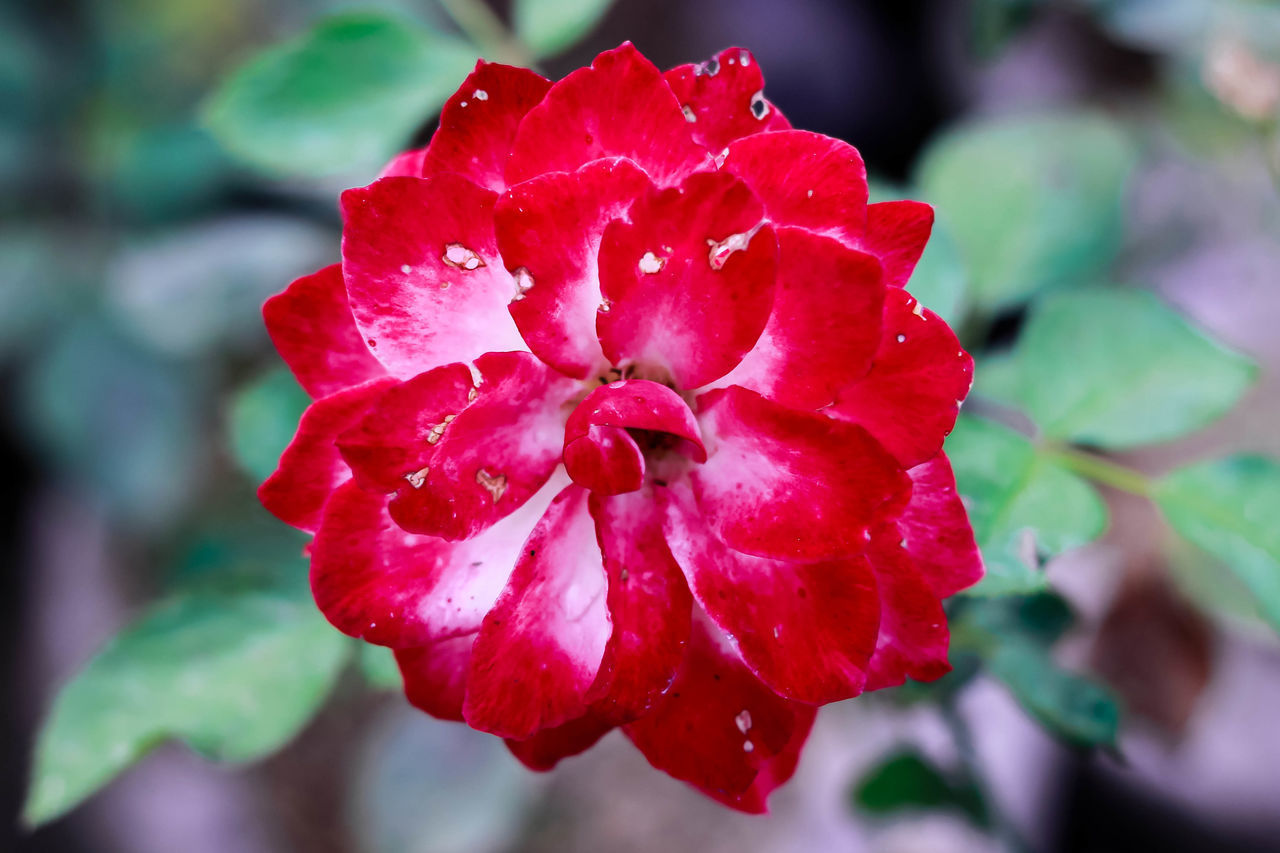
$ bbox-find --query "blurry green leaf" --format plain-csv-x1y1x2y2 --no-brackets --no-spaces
359,644,403,691
204,13,476,176
953,594,1119,748
1155,455,1280,634
227,365,310,483
986,645,1121,747
853,750,988,825
946,417,1109,595
24,591,348,826
970,351,1023,409
917,113,1137,312
513,0,616,58
1090,0,1209,53
168,496,312,594
20,319,207,528
970,0,1047,58
1009,288,1256,448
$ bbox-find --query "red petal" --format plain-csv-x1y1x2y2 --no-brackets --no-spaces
859,200,933,289
624,618,816,813
504,712,614,772
692,385,909,562
863,525,951,691
561,380,705,496
564,425,645,496
339,352,579,540
506,43,712,187
900,454,984,598
664,483,879,703
310,473,563,648
395,634,476,722
496,157,649,378
586,486,693,722
716,227,884,410
341,174,526,379
464,485,611,739
422,61,551,192
258,378,396,532
597,171,777,389
378,147,426,178
263,264,388,399
830,289,973,467
722,130,867,244
663,47,791,152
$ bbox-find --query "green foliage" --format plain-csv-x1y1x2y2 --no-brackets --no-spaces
1155,455,1280,633
953,594,1121,748
853,750,989,826
513,0,616,58
24,591,349,827
917,113,1137,312
1007,288,1256,448
228,365,311,483
359,644,404,691
946,417,1109,595
204,13,476,176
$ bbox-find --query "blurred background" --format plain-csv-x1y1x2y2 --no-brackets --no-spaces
5,0,1280,851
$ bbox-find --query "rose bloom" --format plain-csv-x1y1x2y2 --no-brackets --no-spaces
260,43,982,811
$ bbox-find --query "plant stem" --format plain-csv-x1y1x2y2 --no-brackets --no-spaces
1043,445,1152,498
436,0,535,67
941,699,1034,853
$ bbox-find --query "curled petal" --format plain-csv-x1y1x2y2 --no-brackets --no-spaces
310,473,563,648
664,483,879,703
339,352,579,540
341,174,526,379
830,289,973,467
263,265,387,399
715,227,884,410
464,485,611,739
564,380,704,459
900,454,984,598
258,377,396,532
663,46,790,152
863,525,951,691
597,171,778,389
692,385,909,562
378,147,427,178
497,157,650,378
505,712,614,772
858,200,933,289
564,425,645,496
422,61,551,191
624,618,816,814
507,42,711,187
722,130,868,244
395,634,476,722
586,486,693,722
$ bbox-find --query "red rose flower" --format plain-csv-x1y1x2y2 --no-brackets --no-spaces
260,43,982,812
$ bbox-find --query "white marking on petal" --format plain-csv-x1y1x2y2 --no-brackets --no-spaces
638,251,666,274
511,266,535,302
443,243,485,271
472,88,489,101
476,468,508,501
707,221,765,270
735,709,753,734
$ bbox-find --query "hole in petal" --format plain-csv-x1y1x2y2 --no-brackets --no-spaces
443,243,485,271
476,468,508,501
695,57,720,76
638,251,666,274
750,90,770,120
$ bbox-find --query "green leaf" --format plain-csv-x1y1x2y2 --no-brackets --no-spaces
227,365,311,483
917,113,1137,311
204,13,476,176
854,750,989,825
985,645,1121,747
513,0,616,58
946,417,1109,595
359,644,403,691
24,591,348,827
1155,455,1280,634
952,595,1120,748
1010,288,1256,448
